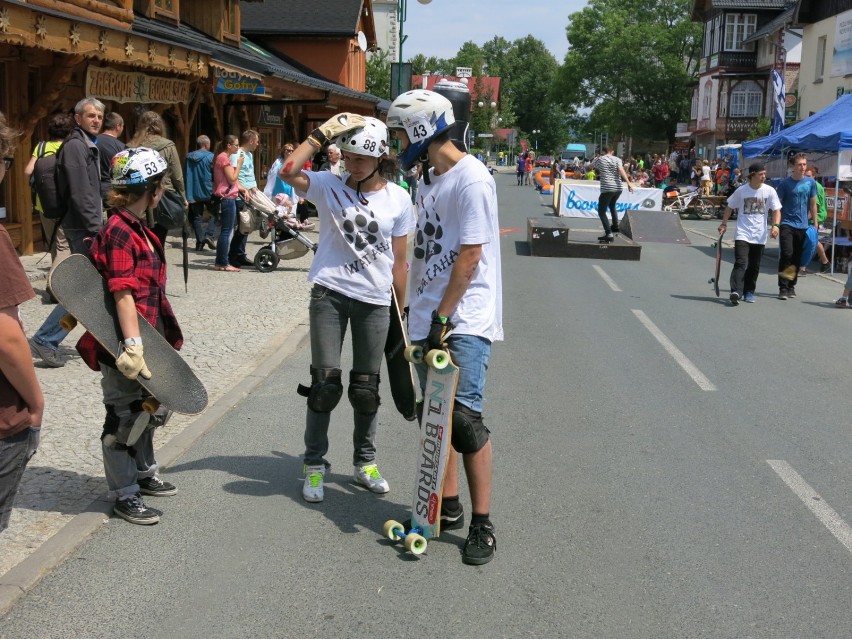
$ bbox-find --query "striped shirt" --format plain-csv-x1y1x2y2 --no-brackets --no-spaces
594,155,624,192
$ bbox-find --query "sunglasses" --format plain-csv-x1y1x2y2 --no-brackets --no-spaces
3,157,12,170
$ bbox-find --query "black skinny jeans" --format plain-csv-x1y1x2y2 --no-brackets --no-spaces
598,189,622,233
777,225,806,289
730,240,765,295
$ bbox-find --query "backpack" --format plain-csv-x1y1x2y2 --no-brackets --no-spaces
32,141,65,220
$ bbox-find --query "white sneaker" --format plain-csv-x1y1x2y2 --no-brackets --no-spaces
302,465,325,503
354,463,389,494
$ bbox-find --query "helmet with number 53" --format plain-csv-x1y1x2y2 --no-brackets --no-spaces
387,89,455,170
110,146,168,192
335,117,389,159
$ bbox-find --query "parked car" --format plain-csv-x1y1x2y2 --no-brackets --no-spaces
535,155,553,168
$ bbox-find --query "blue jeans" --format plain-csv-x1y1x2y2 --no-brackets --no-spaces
216,198,236,267
0,427,40,532
303,285,390,467
33,228,92,350
189,200,219,244
414,333,492,413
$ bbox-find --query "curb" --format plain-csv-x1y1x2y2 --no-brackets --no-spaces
0,317,310,617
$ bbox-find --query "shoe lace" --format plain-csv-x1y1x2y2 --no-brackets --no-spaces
361,463,382,480
466,524,496,551
306,470,324,488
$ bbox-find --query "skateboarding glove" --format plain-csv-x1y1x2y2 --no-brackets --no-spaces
116,344,152,381
426,310,454,352
311,113,366,147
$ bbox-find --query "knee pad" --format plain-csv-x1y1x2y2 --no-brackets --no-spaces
348,371,381,414
451,403,489,454
101,401,145,451
297,366,343,413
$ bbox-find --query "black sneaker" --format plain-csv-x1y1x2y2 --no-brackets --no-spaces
598,234,614,243
778,288,788,300
462,522,496,565
729,291,740,306
114,493,160,525
788,287,796,298
138,476,177,497
401,502,465,534
610,224,620,234
820,262,831,273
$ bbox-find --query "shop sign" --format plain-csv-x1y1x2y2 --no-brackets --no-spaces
825,187,851,221
214,67,265,95
785,91,798,121
86,66,189,104
257,104,285,127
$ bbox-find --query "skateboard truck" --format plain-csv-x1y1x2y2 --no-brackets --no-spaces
382,520,427,555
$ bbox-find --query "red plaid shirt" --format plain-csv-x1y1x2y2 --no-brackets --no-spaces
76,207,183,371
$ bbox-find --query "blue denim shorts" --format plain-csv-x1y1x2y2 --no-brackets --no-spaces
414,333,491,413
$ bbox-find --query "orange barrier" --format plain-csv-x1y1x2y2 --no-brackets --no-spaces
535,169,553,194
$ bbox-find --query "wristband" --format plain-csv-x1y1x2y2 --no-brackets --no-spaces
124,337,142,347
309,128,328,148
439,315,448,324
772,224,780,229
307,135,322,149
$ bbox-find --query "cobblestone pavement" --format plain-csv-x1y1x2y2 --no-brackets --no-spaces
0,231,315,578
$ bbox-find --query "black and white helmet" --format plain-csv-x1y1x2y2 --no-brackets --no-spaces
336,117,389,158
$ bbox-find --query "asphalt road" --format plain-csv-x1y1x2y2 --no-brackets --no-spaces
2,172,851,638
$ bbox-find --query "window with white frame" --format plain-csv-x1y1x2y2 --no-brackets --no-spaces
724,14,756,52
720,84,728,118
704,21,712,57
702,81,712,119
729,81,762,117
713,16,722,53
815,35,827,81
691,90,699,120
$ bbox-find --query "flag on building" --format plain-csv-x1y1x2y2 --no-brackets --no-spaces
770,69,785,135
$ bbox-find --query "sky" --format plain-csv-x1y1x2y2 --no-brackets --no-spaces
403,0,590,65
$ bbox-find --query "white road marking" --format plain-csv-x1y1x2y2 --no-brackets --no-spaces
767,460,852,555
593,265,622,292
631,309,717,391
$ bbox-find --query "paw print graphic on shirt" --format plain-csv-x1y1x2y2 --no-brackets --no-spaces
414,209,443,264
342,212,380,250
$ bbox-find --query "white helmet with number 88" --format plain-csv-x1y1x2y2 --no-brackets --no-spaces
336,117,389,159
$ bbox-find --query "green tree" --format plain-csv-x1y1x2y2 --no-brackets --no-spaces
408,54,453,76
554,0,701,144
500,36,560,142
746,116,771,140
366,50,391,100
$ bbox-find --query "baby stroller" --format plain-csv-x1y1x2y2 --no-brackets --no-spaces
240,192,317,273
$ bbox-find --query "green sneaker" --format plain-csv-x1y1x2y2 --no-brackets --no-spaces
353,463,389,494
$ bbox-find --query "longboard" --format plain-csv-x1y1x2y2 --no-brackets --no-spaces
383,289,417,421
382,346,457,555
708,231,724,297
49,254,208,415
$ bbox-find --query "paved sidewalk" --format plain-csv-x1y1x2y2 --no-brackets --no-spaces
1,231,315,580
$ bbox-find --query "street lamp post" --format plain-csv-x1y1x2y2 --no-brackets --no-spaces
532,129,540,152
397,0,433,99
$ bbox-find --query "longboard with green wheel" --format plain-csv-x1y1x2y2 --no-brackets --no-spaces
382,343,457,556
708,231,724,297
49,254,208,416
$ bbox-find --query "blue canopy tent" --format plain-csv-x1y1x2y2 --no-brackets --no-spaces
742,94,852,157
743,94,852,273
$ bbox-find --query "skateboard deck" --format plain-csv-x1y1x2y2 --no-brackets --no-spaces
709,231,723,297
382,346,457,555
383,289,417,421
49,254,208,415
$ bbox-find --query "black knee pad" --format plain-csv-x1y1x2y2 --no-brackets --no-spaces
348,371,380,414
297,366,343,413
451,403,489,454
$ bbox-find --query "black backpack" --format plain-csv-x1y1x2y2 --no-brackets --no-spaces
32,141,65,220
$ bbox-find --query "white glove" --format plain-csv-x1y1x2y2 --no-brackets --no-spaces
116,344,152,380
317,113,366,140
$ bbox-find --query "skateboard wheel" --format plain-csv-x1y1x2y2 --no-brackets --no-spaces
59,314,78,331
404,345,423,364
404,532,427,555
142,398,161,414
254,247,280,273
383,519,404,541
424,349,449,370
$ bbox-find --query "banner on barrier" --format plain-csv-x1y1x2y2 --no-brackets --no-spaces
558,182,663,219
